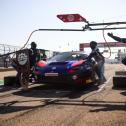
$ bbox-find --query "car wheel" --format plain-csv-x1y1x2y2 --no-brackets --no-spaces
90,71,97,83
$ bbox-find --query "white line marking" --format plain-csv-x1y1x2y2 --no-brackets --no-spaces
97,76,112,92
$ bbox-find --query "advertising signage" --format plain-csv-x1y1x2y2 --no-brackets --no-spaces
80,42,126,51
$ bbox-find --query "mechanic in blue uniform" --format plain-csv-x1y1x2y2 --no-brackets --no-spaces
88,41,106,85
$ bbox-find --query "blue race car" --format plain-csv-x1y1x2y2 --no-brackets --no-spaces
35,51,96,86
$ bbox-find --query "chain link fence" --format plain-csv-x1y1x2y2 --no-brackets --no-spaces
0,44,20,68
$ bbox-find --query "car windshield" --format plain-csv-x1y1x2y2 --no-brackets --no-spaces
48,52,88,62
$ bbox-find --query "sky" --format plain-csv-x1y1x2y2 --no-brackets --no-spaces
0,0,126,52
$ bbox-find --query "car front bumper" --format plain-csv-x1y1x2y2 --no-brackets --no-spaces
37,72,94,86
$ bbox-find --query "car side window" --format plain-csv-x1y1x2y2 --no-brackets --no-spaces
66,54,82,61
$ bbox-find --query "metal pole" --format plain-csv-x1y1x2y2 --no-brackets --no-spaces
38,28,85,31
88,21,126,26
90,27,126,31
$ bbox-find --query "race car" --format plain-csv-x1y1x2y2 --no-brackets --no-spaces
34,51,96,86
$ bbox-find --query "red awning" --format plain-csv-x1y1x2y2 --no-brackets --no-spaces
57,14,87,23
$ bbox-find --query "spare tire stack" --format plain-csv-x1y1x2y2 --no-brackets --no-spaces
4,76,20,87
113,71,126,88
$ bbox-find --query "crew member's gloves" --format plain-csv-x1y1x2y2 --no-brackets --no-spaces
107,33,113,37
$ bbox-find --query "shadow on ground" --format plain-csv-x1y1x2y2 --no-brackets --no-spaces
1,84,125,114
12,84,99,99
0,84,99,114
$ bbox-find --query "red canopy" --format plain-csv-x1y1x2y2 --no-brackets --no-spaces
57,14,87,23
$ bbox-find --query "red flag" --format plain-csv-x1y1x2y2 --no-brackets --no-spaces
57,14,87,23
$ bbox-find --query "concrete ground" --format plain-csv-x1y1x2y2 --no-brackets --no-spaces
0,64,126,126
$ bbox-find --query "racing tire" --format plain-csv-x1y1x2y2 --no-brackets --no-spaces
115,71,126,75
90,71,97,84
4,76,20,87
113,75,126,88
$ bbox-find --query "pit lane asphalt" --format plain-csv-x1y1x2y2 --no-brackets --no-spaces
0,64,126,126
0,76,110,122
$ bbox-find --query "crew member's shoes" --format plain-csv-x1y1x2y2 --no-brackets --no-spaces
97,78,106,85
